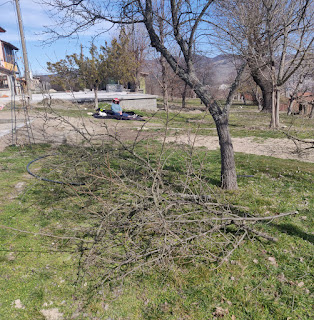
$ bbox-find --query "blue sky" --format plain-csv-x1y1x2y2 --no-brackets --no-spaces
0,0,114,75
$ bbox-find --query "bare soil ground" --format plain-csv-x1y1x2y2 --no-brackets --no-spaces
0,110,158,150
1,110,313,163
164,134,314,163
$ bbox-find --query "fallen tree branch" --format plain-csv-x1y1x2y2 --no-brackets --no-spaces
283,132,314,149
239,225,278,242
220,230,248,263
0,224,93,243
165,211,298,224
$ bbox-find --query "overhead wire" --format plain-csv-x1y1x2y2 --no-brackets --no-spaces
0,1,11,7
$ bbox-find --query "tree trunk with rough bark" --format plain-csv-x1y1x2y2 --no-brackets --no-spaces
158,0,168,111
94,85,99,109
142,0,242,189
270,89,280,129
287,98,295,115
251,88,262,110
215,114,238,189
273,89,280,128
309,104,314,118
249,61,273,113
182,83,187,108
258,82,273,113
160,56,169,110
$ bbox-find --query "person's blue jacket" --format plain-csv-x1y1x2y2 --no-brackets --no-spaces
111,102,122,114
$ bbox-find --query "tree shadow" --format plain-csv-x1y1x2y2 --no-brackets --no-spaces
273,223,314,244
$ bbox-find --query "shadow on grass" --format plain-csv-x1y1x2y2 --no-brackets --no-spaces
274,223,314,244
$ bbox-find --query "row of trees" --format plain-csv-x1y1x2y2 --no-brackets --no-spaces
44,0,313,189
47,29,139,108
214,0,313,127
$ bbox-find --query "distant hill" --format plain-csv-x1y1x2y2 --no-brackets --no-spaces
142,54,242,88
193,54,244,86
208,54,242,85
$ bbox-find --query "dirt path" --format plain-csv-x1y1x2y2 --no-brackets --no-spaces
0,110,313,163
0,110,158,151
164,134,314,163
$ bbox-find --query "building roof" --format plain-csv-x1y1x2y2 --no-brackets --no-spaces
0,40,19,50
0,27,6,33
297,92,314,103
297,91,313,97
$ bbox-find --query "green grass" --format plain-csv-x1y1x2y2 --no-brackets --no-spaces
117,102,314,140
32,105,95,118
1,100,313,319
0,141,313,319
228,105,314,139
157,97,205,107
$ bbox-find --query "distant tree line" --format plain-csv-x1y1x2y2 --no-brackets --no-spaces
47,28,139,108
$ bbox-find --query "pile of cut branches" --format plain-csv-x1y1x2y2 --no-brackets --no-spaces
32,143,297,291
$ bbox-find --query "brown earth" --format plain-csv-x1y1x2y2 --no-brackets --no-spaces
163,134,314,163
0,110,313,163
0,110,159,151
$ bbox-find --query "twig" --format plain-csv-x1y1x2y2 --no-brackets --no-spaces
165,211,298,224
239,225,278,242
220,230,248,263
209,211,298,222
0,224,93,243
283,132,314,149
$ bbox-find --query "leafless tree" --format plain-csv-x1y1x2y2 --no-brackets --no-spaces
124,23,150,91
287,75,308,116
157,0,170,110
43,0,248,189
286,65,314,115
235,69,264,109
213,0,314,128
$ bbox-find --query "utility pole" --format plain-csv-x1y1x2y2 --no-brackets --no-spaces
14,0,32,100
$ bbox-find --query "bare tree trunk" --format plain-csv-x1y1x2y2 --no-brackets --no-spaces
270,89,276,128
287,98,295,115
158,0,168,111
215,114,238,189
309,103,314,119
249,62,273,112
94,85,99,109
270,89,280,128
160,56,169,110
142,1,243,190
261,86,273,113
134,70,140,92
275,89,280,128
170,87,174,102
182,82,187,108
252,87,262,110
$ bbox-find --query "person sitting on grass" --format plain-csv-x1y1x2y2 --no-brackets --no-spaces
111,98,130,117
